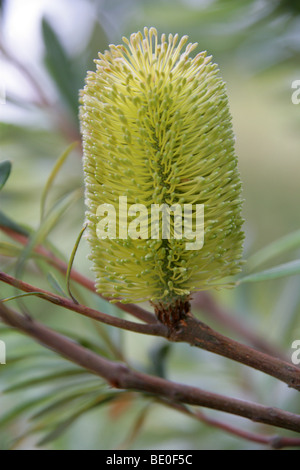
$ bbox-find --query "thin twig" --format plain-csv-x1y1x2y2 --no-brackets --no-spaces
0,272,167,338
157,399,300,449
0,44,81,142
0,225,157,325
0,302,300,434
0,44,50,107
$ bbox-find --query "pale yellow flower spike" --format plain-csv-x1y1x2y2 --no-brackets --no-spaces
80,28,244,325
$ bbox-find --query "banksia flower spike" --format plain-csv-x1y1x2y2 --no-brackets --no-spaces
80,27,244,324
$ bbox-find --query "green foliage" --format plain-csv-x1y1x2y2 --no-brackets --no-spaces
247,229,300,272
132,0,300,70
0,346,118,448
0,161,11,191
16,188,82,280
41,16,108,125
0,212,30,237
66,224,87,304
239,259,300,284
40,142,79,221
278,0,300,14
42,18,80,120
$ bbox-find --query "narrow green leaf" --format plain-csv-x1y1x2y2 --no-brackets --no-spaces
0,375,97,428
0,211,30,237
0,242,45,262
41,142,79,220
42,17,78,117
5,351,50,366
1,383,105,439
66,224,87,304
247,229,300,271
37,394,116,446
37,414,81,447
16,188,82,279
238,259,300,284
47,272,68,298
150,343,171,379
1,292,45,303
118,404,151,450
74,20,108,85
0,242,23,258
31,388,100,421
0,161,11,191
53,327,112,358
93,321,124,361
4,369,88,393
0,395,54,428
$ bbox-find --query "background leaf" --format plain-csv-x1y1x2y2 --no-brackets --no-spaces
239,259,300,284
0,242,24,258
37,394,117,447
16,188,82,279
0,211,31,237
42,17,79,120
247,229,300,271
41,142,79,221
0,161,11,191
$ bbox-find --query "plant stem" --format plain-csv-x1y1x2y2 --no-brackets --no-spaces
0,271,300,391
0,225,157,325
193,291,287,359
170,314,300,391
1,302,300,434
0,272,166,337
158,399,300,449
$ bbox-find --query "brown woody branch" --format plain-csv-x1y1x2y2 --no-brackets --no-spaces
0,271,300,392
0,301,300,435
193,291,287,360
170,314,300,391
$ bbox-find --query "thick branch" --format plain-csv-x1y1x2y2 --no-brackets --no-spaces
193,291,286,359
1,271,300,392
1,302,300,434
171,314,300,391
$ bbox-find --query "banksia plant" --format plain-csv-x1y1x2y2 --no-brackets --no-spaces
80,27,244,324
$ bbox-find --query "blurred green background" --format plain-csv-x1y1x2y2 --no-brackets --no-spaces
0,0,299,450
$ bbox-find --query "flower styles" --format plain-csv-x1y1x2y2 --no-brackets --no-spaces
80,27,244,317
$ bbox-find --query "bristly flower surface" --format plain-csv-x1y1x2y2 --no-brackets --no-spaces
80,27,244,309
